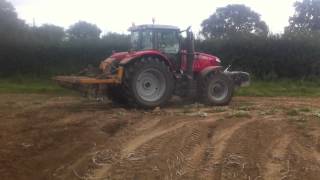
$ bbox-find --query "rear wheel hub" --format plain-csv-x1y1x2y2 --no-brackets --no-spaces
136,68,166,102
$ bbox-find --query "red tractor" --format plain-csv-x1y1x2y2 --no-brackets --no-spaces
54,24,250,108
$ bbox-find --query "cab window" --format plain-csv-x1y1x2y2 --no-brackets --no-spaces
131,31,140,50
157,30,179,54
141,30,153,50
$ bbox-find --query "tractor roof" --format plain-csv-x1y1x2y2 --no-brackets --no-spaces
129,24,180,31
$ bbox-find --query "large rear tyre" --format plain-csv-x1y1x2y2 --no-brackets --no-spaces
199,73,234,106
123,57,174,108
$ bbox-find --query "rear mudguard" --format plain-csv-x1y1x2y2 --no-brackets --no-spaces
119,51,174,69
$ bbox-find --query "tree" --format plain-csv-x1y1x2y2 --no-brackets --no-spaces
67,21,102,41
201,4,269,39
101,33,130,45
0,0,18,24
35,24,65,44
285,0,320,34
0,0,26,42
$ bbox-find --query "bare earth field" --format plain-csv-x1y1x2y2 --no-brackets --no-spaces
1,94,320,180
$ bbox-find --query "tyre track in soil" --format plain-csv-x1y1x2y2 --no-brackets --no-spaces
107,121,210,180
197,118,257,180
207,116,291,180
246,116,320,180
263,134,292,180
92,116,194,179
92,115,258,180
286,125,320,180
92,116,221,179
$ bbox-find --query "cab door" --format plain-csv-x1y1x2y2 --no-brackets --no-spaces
155,30,180,70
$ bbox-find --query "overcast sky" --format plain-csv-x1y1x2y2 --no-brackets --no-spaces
10,0,300,34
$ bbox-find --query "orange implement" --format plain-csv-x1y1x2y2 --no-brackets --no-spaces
53,67,124,85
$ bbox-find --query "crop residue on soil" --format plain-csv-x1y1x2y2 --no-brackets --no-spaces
1,94,320,180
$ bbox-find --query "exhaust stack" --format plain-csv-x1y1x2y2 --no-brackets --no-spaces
186,28,195,79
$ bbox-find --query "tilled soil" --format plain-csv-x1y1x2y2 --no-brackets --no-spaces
1,94,320,180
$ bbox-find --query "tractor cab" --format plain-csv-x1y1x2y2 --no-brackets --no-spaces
129,24,180,55
128,24,196,72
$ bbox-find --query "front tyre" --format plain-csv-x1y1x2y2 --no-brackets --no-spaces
200,73,234,106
